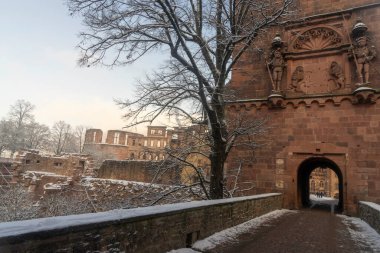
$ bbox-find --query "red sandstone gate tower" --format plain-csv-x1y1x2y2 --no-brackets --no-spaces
228,1,380,215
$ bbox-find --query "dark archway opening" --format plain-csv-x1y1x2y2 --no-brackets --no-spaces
298,157,343,212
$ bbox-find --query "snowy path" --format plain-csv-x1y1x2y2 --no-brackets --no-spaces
169,209,380,253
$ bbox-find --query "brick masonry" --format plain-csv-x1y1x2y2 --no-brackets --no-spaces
97,160,180,184
227,2,380,215
0,193,282,253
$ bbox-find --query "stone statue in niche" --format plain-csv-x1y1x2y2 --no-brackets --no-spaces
269,48,286,92
348,19,377,85
266,33,286,93
290,66,304,92
329,61,345,90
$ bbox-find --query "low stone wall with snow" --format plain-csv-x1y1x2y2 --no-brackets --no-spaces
0,193,282,253
358,201,380,234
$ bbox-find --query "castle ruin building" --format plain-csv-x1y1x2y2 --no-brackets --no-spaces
83,125,211,184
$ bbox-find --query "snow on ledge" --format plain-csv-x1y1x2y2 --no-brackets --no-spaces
168,209,297,253
0,193,281,238
339,215,380,252
191,209,295,252
360,201,380,212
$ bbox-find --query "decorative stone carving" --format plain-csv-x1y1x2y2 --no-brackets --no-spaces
353,86,376,104
348,19,377,85
290,66,304,92
268,93,285,108
269,48,286,92
329,61,345,90
284,23,352,95
266,33,286,94
292,27,343,52
349,38,376,85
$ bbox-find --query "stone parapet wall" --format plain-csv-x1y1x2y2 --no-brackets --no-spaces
358,201,380,234
0,193,282,253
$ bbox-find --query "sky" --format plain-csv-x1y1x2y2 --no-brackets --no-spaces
0,1,165,134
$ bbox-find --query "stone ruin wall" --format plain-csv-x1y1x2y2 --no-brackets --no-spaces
97,160,181,185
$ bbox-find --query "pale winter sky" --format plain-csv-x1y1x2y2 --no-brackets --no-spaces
0,1,166,134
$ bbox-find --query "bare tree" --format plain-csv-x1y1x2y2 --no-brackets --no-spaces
51,121,72,155
0,185,37,222
24,122,51,150
68,0,294,199
39,190,94,217
74,125,88,153
0,120,12,156
7,100,35,155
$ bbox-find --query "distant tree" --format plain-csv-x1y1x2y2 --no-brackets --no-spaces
68,0,294,199
0,120,13,156
24,122,51,150
51,121,72,155
7,100,35,155
74,125,88,153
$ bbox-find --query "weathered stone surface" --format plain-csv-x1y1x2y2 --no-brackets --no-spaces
227,1,380,215
358,201,380,234
0,194,282,253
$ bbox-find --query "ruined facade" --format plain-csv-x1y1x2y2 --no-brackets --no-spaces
228,1,380,214
83,126,170,161
83,125,211,184
10,151,92,196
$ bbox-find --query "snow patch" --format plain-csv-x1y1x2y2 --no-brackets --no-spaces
24,171,67,178
339,215,380,252
191,209,296,251
360,201,380,212
167,249,201,253
82,177,170,189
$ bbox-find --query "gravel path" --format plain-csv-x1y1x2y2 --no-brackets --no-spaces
206,209,364,253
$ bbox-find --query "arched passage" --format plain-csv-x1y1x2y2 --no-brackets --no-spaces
297,157,343,212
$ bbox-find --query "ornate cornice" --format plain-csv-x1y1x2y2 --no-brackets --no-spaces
227,91,380,111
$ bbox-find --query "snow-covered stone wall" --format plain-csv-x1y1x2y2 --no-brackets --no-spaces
358,201,380,234
0,193,282,253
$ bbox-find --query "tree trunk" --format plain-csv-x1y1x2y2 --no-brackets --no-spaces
209,142,225,199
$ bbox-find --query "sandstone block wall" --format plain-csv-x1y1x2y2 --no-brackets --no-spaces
0,193,282,253
358,201,380,234
227,2,380,215
14,152,88,178
98,160,181,184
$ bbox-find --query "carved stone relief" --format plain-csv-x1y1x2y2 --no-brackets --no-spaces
292,27,343,52
329,61,345,90
290,66,304,92
282,21,353,95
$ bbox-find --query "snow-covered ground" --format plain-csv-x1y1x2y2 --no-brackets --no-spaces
309,194,338,211
339,215,380,252
168,208,380,253
167,209,296,253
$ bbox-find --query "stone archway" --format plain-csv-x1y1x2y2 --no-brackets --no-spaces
297,157,344,212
